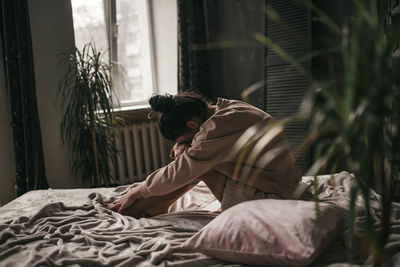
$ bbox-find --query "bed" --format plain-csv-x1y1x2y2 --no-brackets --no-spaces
1,171,399,266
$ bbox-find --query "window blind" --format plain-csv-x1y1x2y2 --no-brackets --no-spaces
265,0,311,173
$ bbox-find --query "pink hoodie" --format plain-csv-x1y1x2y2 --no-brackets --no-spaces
139,98,302,199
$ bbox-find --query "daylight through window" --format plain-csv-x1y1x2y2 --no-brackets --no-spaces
71,0,155,107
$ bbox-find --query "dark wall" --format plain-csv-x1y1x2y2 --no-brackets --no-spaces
204,0,265,109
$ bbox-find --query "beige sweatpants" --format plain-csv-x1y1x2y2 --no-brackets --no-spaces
220,178,279,211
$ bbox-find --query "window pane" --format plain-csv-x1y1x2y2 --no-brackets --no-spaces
71,0,155,107
117,0,154,105
71,0,108,53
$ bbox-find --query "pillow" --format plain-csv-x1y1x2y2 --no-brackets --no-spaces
182,199,346,266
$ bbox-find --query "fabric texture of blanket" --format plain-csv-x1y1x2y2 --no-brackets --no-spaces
0,172,399,267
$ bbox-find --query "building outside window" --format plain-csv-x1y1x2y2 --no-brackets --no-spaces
71,0,157,107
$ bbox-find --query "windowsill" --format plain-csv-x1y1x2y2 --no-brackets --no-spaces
113,104,150,113
114,104,153,123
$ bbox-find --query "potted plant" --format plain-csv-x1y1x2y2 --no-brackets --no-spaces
237,0,399,264
59,43,120,187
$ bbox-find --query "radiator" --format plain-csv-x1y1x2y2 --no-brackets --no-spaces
111,121,168,184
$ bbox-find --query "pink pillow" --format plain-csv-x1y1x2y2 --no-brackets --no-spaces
182,199,345,266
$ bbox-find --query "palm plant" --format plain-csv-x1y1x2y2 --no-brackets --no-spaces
235,0,399,265
59,43,120,187
303,1,400,263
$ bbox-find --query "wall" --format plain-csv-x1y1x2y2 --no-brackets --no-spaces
0,38,16,205
28,0,82,189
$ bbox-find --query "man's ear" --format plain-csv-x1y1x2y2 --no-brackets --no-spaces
186,120,200,131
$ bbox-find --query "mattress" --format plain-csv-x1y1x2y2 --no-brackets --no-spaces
0,173,399,267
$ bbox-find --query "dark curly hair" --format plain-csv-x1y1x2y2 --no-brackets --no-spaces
149,91,209,141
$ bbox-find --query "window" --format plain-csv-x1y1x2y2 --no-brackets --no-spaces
71,0,159,107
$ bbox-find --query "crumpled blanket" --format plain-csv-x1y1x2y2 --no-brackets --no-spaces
0,182,233,267
302,172,400,266
0,172,399,267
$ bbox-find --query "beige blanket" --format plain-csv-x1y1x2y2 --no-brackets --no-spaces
0,182,231,267
0,173,399,266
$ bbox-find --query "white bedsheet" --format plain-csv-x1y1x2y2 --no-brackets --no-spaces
0,172,399,267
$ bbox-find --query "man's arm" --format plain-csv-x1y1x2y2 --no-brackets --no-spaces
106,142,193,216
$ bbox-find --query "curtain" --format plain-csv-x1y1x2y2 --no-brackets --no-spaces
177,0,211,95
0,0,49,196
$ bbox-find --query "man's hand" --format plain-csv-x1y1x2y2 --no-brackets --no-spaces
107,186,142,214
169,143,190,159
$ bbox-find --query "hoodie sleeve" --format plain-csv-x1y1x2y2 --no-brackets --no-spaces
138,107,268,198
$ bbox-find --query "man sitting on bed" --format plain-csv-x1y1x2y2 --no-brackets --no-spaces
106,91,301,217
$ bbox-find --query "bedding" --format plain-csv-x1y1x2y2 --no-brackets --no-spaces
0,172,399,267
182,199,346,266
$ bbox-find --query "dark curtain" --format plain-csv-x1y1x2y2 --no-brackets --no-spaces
0,0,49,196
177,0,211,95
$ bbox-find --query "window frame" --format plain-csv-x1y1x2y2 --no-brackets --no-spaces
72,0,178,110
104,0,158,108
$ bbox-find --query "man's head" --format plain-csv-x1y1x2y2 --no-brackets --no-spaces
148,91,208,142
